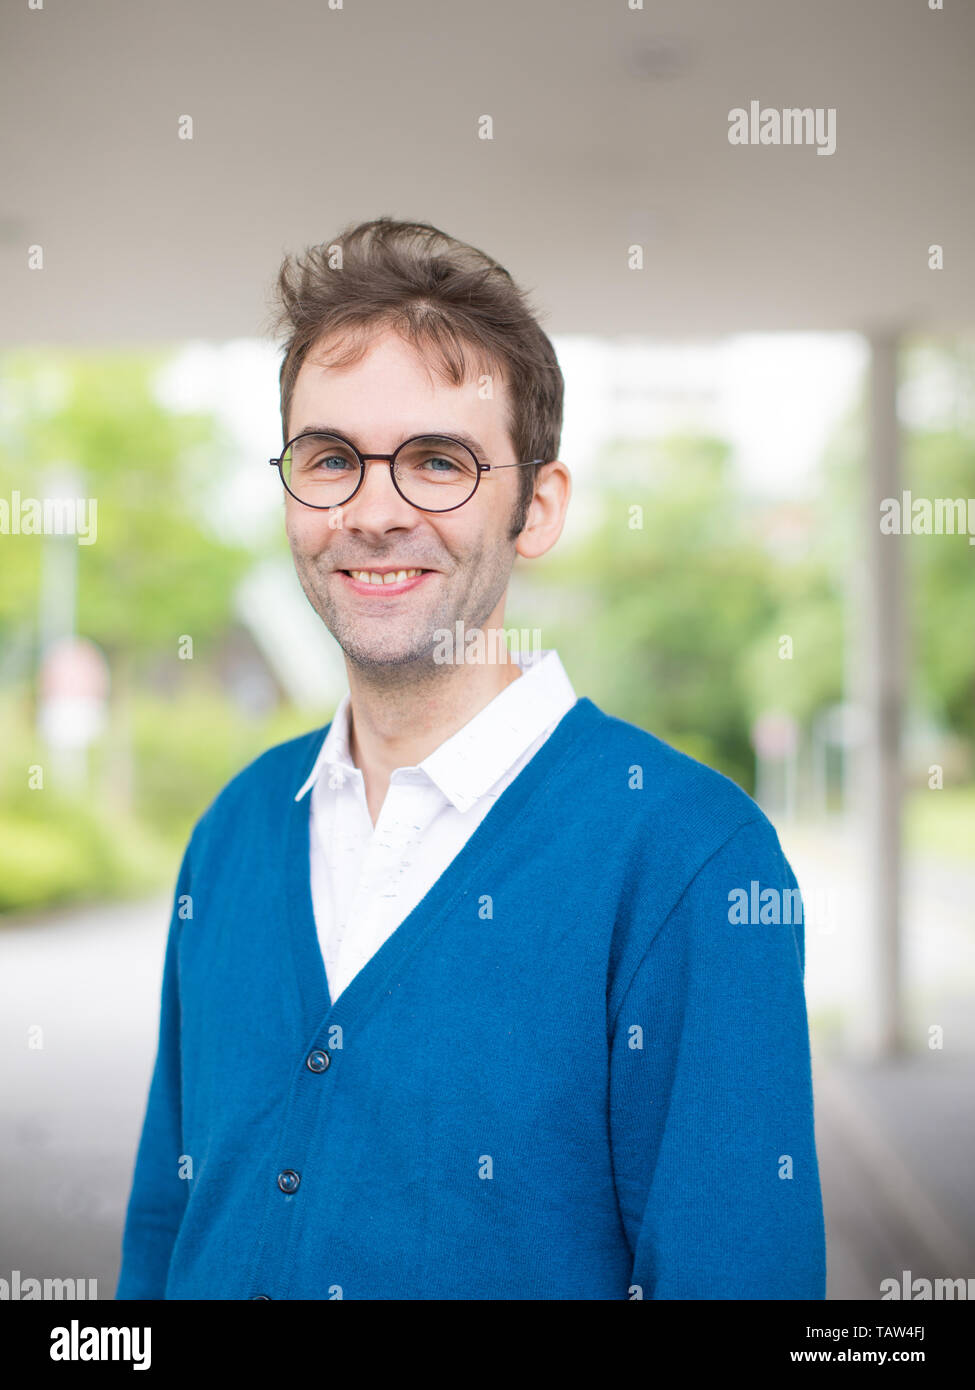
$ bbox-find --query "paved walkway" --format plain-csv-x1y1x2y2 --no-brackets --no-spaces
0,896,172,1299
814,1054,974,1298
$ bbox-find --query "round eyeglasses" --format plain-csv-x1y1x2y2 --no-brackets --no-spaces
270,431,545,513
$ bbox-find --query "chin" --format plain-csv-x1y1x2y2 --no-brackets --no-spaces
339,636,438,670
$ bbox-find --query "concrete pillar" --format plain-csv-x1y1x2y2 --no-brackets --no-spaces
854,333,905,1058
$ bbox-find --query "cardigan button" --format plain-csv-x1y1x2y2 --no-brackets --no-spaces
306,1049,330,1072
252,1293,271,1300
277,1169,300,1194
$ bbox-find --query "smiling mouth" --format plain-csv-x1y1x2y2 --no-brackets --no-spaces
339,567,433,586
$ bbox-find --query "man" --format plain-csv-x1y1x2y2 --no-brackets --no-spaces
116,217,826,1300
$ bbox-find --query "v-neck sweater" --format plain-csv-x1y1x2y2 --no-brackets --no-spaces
301,649,578,1003
115,697,826,1301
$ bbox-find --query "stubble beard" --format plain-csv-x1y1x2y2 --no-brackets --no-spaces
291,541,516,677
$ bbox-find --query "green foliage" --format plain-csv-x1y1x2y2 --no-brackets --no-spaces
0,349,253,668
740,567,845,725
0,684,320,914
129,684,319,847
817,336,975,746
0,801,164,914
530,434,824,791
907,428,975,740
0,348,283,913
905,784,975,861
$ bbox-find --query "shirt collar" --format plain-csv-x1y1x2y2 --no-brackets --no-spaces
294,649,577,812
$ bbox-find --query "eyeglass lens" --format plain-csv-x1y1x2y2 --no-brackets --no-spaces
280,433,479,510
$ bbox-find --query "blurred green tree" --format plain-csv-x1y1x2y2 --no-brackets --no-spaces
0,349,252,675
531,434,791,791
908,425,975,743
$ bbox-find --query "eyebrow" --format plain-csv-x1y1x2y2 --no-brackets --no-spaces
293,424,491,462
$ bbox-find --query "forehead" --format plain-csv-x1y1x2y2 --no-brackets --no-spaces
288,326,511,441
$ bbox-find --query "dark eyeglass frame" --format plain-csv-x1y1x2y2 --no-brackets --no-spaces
269,429,546,514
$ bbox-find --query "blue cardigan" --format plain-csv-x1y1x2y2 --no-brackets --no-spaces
115,697,826,1300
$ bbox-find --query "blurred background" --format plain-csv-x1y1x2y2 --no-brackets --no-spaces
1,0,973,1301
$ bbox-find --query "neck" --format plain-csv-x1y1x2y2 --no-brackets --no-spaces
345,637,523,827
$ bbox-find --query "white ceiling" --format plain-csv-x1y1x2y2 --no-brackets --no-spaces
2,0,973,344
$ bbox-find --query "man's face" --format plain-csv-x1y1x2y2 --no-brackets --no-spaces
283,327,525,670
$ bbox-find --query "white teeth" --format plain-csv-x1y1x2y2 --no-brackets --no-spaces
347,568,424,585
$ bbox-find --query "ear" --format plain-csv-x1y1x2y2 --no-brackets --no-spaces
515,461,571,559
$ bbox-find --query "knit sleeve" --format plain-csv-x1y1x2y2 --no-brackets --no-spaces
115,840,193,1299
609,815,826,1299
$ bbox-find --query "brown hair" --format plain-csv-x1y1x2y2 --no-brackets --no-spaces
268,217,564,535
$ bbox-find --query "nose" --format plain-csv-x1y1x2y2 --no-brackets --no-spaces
341,457,417,529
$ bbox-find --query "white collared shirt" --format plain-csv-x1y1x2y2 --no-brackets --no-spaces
294,649,578,1003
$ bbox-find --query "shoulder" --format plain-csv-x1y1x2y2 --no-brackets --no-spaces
577,697,771,847
185,723,330,862
577,704,805,1008
574,698,793,927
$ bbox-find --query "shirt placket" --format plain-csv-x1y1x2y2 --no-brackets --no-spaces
340,779,432,990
